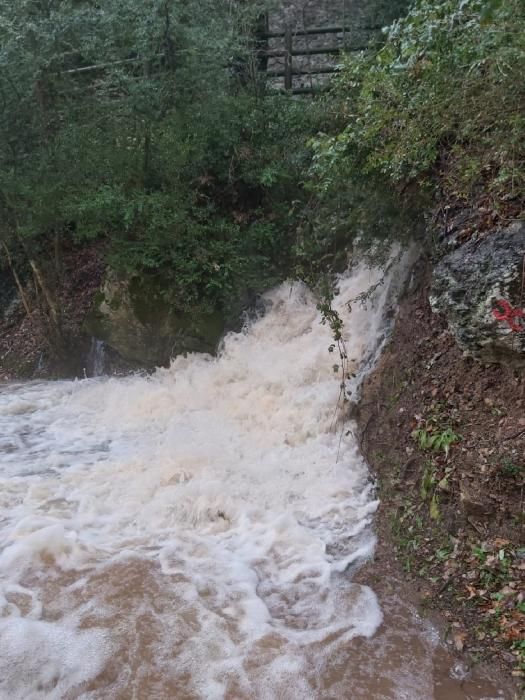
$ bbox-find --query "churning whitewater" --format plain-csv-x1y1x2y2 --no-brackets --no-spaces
0,264,405,699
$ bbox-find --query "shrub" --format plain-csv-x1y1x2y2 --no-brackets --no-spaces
311,0,525,237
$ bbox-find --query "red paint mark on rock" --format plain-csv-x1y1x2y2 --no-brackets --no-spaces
492,299,525,332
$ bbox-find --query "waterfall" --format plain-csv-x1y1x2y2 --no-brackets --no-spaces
0,257,458,700
87,337,107,377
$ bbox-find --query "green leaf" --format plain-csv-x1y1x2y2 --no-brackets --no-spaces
430,494,440,520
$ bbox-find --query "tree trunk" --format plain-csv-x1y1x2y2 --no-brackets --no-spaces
28,256,63,341
54,230,63,285
12,229,66,356
1,240,33,319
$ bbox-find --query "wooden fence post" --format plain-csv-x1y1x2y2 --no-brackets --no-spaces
284,25,293,91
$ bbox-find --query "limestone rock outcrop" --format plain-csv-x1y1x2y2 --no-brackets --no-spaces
430,222,525,367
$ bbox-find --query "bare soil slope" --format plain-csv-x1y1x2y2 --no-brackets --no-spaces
356,259,524,689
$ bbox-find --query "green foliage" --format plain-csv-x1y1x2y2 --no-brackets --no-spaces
8,0,520,343
500,458,522,478
420,463,435,500
412,426,460,457
0,0,325,316
429,494,440,521
311,0,525,233
419,463,442,519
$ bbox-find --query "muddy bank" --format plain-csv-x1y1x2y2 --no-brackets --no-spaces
355,258,524,697
0,245,141,381
0,245,104,380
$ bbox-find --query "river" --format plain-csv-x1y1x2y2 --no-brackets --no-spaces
0,264,509,699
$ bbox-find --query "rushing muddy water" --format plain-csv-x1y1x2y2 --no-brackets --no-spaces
0,265,510,699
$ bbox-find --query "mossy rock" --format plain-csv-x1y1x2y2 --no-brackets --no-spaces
83,272,225,367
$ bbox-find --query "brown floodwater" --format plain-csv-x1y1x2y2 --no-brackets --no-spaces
3,558,510,699
0,262,514,699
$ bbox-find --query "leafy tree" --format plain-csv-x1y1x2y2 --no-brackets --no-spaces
0,0,420,362
310,0,525,241
0,0,320,351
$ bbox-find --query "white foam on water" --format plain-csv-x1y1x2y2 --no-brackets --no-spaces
0,616,111,699
0,262,410,698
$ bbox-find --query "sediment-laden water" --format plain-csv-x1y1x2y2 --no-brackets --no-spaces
0,264,508,699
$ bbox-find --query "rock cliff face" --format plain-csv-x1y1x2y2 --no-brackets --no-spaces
84,273,225,367
430,222,525,368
